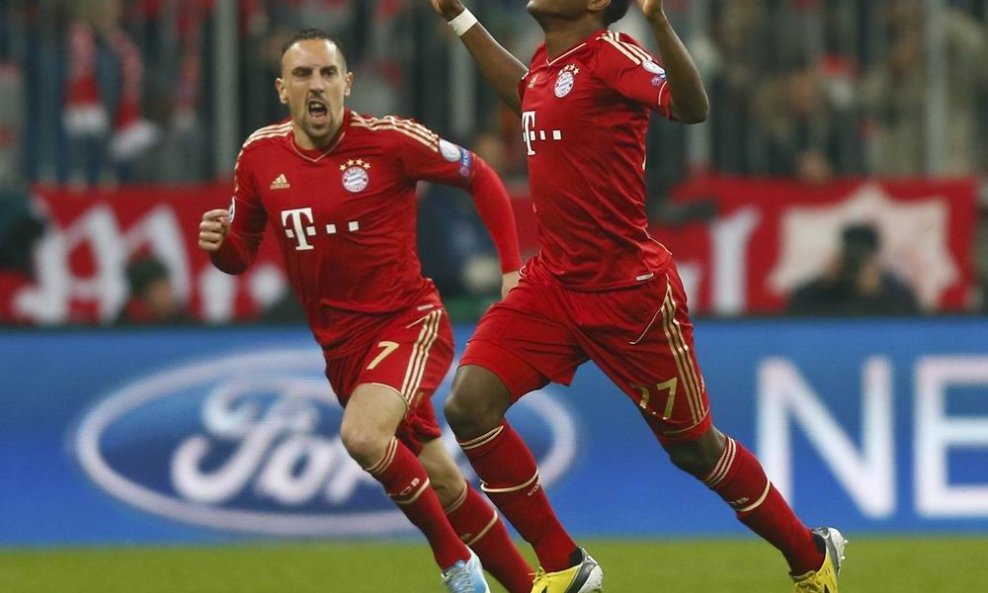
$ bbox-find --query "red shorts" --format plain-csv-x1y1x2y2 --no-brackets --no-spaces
461,262,711,443
323,304,453,455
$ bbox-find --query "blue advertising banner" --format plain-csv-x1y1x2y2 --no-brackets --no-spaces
1,319,987,546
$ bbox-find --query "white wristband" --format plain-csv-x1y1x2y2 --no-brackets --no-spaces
448,8,478,37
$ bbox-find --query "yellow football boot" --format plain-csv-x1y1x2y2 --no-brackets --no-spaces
530,549,603,593
792,527,847,593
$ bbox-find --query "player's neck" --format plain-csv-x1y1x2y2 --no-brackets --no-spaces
541,19,602,61
293,110,346,151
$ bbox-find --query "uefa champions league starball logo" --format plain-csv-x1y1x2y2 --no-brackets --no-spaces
340,159,371,193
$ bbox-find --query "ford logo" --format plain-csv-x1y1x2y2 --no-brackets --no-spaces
74,348,578,536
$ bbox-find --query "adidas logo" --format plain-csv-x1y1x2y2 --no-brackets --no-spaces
270,173,290,190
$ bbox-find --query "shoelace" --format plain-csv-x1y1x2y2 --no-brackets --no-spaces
443,563,474,593
792,576,823,593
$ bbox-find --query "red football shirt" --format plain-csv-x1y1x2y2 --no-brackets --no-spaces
212,110,520,354
519,30,676,290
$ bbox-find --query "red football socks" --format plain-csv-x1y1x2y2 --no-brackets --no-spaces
367,438,468,570
445,482,534,593
704,437,824,575
458,422,578,572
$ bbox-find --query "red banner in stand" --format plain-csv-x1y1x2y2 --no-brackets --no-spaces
509,176,978,315
18,184,283,324
9,177,978,324
651,176,979,314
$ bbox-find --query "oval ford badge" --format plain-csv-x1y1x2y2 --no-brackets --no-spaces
74,349,577,536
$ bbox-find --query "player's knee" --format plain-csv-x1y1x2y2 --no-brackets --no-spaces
445,367,512,438
430,473,466,509
664,428,726,478
340,424,389,469
443,391,484,436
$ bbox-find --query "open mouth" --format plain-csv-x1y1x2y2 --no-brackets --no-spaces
307,100,328,121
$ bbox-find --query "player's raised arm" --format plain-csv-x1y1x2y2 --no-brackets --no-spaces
637,0,708,123
429,0,528,115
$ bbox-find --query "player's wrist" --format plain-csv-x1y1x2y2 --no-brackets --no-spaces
447,7,478,37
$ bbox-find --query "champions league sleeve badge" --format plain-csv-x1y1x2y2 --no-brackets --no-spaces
340,159,371,193
642,60,666,76
439,139,463,162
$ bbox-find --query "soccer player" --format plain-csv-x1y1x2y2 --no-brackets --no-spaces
427,1,846,592
198,29,533,593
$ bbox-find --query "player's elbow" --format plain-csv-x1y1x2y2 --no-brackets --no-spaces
680,104,709,124
673,96,710,124
682,109,708,124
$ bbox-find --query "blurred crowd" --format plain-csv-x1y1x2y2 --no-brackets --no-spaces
1,0,987,323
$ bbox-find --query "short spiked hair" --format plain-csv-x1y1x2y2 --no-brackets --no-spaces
280,28,348,69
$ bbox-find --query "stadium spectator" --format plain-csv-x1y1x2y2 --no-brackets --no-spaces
0,187,46,325
63,0,158,186
787,223,920,317
116,255,193,325
706,0,770,174
861,0,988,176
197,29,530,593
430,2,844,593
752,57,862,183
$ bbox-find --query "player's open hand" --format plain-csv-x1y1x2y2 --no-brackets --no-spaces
636,0,665,21
501,270,520,299
198,209,230,252
430,0,466,21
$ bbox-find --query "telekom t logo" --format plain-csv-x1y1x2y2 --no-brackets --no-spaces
522,110,563,156
522,111,537,156
281,208,315,251
281,207,361,251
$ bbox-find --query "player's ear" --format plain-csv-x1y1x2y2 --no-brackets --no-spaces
275,78,288,104
588,0,609,15
344,72,354,97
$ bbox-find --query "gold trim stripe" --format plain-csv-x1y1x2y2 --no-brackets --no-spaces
400,310,442,403
481,471,539,494
351,121,436,150
353,113,438,139
394,478,432,506
366,438,399,476
660,284,706,423
703,437,737,488
243,124,292,148
601,31,642,65
610,31,654,63
464,511,500,547
351,114,438,148
443,483,470,514
659,285,701,423
737,480,772,514
459,425,505,451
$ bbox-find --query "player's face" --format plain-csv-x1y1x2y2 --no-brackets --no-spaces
276,39,352,149
527,0,604,21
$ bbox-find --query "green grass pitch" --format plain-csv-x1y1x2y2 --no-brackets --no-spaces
2,536,987,592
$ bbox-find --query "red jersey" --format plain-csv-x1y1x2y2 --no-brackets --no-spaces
519,30,675,290
212,110,521,355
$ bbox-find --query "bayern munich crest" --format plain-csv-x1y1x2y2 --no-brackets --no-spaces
340,159,371,193
554,64,580,98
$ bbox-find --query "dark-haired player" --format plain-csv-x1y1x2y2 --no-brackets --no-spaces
198,29,533,593
427,2,846,592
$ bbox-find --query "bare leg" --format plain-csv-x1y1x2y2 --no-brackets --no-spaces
445,365,580,574
420,438,534,593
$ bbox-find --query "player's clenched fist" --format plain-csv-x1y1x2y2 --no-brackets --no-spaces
198,209,230,252
637,0,666,21
429,0,465,20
